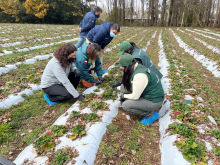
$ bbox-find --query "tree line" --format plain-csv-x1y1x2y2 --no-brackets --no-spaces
0,0,220,28
0,0,90,24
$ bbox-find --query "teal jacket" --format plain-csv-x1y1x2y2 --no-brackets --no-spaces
132,48,163,79
75,43,102,82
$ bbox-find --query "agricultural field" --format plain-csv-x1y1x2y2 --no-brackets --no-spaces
0,23,220,165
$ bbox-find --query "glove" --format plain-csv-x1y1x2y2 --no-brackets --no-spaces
78,95,85,101
98,77,104,83
119,94,125,102
93,79,100,84
74,69,81,77
112,79,122,88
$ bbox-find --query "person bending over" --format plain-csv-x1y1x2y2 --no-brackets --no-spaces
75,6,102,49
116,54,164,125
41,43,84,104
75,43,104,88
112,41,163,89
86,22,120,63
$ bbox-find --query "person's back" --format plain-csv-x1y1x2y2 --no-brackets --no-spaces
132,48,163,79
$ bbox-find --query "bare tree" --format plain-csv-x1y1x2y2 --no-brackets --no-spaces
141,0,144,26
130,0,134,26
213,0,220,27
181,0,188,27
167,0,174,26
123,0,125,25
204,0,212,26
161,0,167,26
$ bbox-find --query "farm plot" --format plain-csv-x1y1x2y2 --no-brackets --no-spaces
1,24,220,165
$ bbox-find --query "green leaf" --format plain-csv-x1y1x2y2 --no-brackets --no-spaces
190,142,197,149
176,141,186,148
183,154,195,163
41,142,55,152
177,114,184,121
212,146,220,155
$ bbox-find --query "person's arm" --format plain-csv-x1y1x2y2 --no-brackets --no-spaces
94,56,102,77
81,16,95,32
101,38,113,49
51,63,79,98
77,61,95,82
124,73,148,100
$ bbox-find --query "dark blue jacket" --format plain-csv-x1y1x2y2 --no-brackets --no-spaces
75,43,102,83
86,22,113,49
79,10,96,36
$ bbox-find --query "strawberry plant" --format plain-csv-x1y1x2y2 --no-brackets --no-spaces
169,123,198,139
0,123,15,145
90,100,107,110
34,132,55,153
69,111,81,118
50,149,71,165
69,123,86,140
175,139,207,164
94,89,100,92
212,146,220,156
206,129,220,141
84,113,101,122
51,125,68,137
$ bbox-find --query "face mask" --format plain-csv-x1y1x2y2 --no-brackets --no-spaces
68,58,76,63
95,14,100,18
110,32,115,37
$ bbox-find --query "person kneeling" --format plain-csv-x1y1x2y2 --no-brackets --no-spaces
116,54,165,125
75,43,104,88
41,43,84,105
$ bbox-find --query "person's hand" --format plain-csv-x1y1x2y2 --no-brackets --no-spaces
74,69,81,77
94,79,100,84
78,27,81,32
119,94,125,102
78,94,85,101
101,49,105,54
112,79,122,88
98,77,104,83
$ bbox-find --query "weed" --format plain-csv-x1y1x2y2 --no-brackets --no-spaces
106,124,118,133
50,149,71,165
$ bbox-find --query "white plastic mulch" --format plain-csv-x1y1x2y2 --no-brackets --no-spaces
13,65,121,165
157,31,220,165
0,38,79,57
171,28,220,78
194,29,220,38
177,28,220,54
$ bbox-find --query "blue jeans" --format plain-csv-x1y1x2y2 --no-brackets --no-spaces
75,35,86,48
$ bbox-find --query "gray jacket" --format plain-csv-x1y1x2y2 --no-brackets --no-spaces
41,57,79,98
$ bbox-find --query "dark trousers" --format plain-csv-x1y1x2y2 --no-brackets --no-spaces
42,72,80,102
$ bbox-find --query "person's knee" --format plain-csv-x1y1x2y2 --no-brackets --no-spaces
122,101,132,112
64,93,73,101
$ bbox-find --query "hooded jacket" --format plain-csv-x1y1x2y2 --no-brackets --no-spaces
79,10,97,36
86,22,113,49
75,43,102,82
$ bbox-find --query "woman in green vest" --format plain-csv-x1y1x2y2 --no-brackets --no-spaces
116,54,164,125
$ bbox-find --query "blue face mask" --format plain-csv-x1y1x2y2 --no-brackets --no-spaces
110,32,115,37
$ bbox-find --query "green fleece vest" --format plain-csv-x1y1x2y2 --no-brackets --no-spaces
131,64,164,103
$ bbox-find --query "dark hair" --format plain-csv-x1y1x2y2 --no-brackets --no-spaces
54,43,77,68
93,6,102,13
122,60,136,93
110,22,120,32
86,43,101,60
124,42,138,54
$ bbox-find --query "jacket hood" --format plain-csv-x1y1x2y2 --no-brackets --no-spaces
101,22,111,34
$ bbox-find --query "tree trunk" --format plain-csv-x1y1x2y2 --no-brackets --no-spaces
130,0,133,26
141,0,144,26
147,0,152,26
122,0,125,25
181,0,188,27
161,0,166,26
167,0,174,26
114,0,117,23
204,0,212,26
155,0,159,26
210,0,215,26
214,0,220,27
151,0,155,26
218,9,220,27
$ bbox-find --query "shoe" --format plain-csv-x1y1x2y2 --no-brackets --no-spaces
140,111,159,125
44,94,58,105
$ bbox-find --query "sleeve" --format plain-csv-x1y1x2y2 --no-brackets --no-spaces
70,63,77,72
101,38,113,49
81,16,95,32
77,61,95,83
124,73,148,100
94,56,102,77
79,21,82,27
51,62,79,98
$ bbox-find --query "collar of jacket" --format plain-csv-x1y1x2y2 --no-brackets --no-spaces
91,10,95,16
